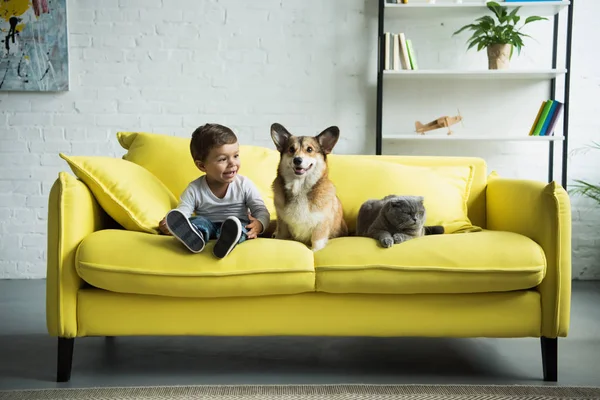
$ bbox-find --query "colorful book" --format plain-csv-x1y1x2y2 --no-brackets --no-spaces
539,100,558,136
545,101,564,136
532,100,554,136
528,101,546,136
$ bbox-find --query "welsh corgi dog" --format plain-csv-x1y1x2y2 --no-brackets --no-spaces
270,123,348,252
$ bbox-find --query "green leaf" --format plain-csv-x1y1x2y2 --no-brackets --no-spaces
508,7,521,24
453,24,477,36
468,37,489,52
524,16,548,25
486,2,504,22
475,16,496,26
570,180,600,205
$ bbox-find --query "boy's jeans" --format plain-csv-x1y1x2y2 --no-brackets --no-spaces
189,216,248,244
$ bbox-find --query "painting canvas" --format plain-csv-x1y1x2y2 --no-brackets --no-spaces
1,0,69,91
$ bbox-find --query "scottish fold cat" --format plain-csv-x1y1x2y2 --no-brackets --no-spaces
356,195,444,248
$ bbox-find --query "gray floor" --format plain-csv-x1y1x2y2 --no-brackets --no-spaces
1,280,599,390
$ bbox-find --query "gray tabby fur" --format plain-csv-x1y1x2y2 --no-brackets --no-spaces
356,195,444,248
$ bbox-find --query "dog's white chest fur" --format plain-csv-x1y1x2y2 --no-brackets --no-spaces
281,179,325,243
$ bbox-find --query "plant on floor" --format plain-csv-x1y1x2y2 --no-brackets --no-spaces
452,1,547,70
569,141,600,205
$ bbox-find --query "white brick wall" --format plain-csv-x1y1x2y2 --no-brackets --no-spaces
0,0,598,279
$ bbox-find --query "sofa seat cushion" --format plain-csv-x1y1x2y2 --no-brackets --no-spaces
76,230,315,298
314,231,545,295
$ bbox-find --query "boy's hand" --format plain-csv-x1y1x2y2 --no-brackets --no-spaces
245,214,263,239
158,217,171,235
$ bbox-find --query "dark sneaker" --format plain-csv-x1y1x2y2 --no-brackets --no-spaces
165,209,205,253
213,216,242,259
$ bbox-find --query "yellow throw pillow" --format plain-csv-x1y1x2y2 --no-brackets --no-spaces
60,154,179,234
327,156,480,234
116,131,280,219
117,131,200,200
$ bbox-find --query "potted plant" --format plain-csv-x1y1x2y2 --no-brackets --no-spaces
569,141,600,206
452,1,547,70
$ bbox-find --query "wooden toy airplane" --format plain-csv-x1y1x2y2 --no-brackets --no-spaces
415,111,463,135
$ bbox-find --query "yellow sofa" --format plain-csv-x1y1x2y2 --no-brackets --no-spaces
46,131,572,383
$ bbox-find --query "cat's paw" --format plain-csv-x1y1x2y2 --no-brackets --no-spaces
380,237,394,248
393,233,406,244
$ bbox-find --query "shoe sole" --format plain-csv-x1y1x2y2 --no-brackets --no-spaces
166,210,205,253
213,217,242,259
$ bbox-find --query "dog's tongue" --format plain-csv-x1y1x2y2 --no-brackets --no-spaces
294,167,306,175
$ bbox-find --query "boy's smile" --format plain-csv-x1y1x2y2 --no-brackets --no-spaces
197,142,241,191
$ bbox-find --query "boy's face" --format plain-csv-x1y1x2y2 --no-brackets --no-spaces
196,142,240,185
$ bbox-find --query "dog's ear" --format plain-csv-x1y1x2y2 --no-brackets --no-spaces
271,123,292,153
316,126,340,155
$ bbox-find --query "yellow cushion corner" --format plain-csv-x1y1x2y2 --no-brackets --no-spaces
59,153,178,234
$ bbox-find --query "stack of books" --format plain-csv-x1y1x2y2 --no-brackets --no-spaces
383,32,418,71
528,99,564,137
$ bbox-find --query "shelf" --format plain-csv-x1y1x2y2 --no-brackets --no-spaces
383,69,567,80
384,1,570,19
382,134,564,141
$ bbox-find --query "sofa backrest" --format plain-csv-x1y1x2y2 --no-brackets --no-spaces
117,131,487,233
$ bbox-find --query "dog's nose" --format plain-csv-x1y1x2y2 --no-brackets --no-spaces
293,157,302,166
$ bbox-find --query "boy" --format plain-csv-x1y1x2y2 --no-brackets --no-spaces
159,123,270,258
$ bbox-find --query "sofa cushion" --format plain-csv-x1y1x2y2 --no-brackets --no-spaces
60,154,178,234
116,131,280,220
328,156,479,234
314,231,545,294
76,230,315,298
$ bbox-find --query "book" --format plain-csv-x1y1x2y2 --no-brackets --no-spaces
532,100,553,136
393,34,401,70
528,101,546,136
545,101,564,136
406,39,418,70
384,32,391,70
539,100,558,136
398,33,411,70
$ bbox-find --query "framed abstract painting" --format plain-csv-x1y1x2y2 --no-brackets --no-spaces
1,0,69,92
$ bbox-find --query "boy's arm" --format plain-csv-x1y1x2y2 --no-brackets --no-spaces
159,184,198,235
176,185,197,218
243,179,271,233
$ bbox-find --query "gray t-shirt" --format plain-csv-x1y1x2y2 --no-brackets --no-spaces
176,175,270,233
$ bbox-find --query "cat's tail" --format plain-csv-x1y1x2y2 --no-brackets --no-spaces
424,225,444,235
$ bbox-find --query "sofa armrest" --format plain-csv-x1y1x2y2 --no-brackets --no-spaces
486,174,572,338
46,172,112,338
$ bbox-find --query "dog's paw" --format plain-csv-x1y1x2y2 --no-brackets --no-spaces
380,237,394,248
311,238,328,252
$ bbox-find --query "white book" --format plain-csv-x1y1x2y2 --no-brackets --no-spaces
398,33,412,70
384,32,391,70
393,34,401,70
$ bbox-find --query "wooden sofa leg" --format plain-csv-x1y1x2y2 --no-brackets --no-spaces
541,337,558,382
57,338,74,382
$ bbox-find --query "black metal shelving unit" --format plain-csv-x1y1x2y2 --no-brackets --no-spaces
375,0,574,189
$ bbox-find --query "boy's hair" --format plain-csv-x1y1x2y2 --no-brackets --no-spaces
190,123,238,162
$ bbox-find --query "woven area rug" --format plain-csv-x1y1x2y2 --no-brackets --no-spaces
2,384,600,400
